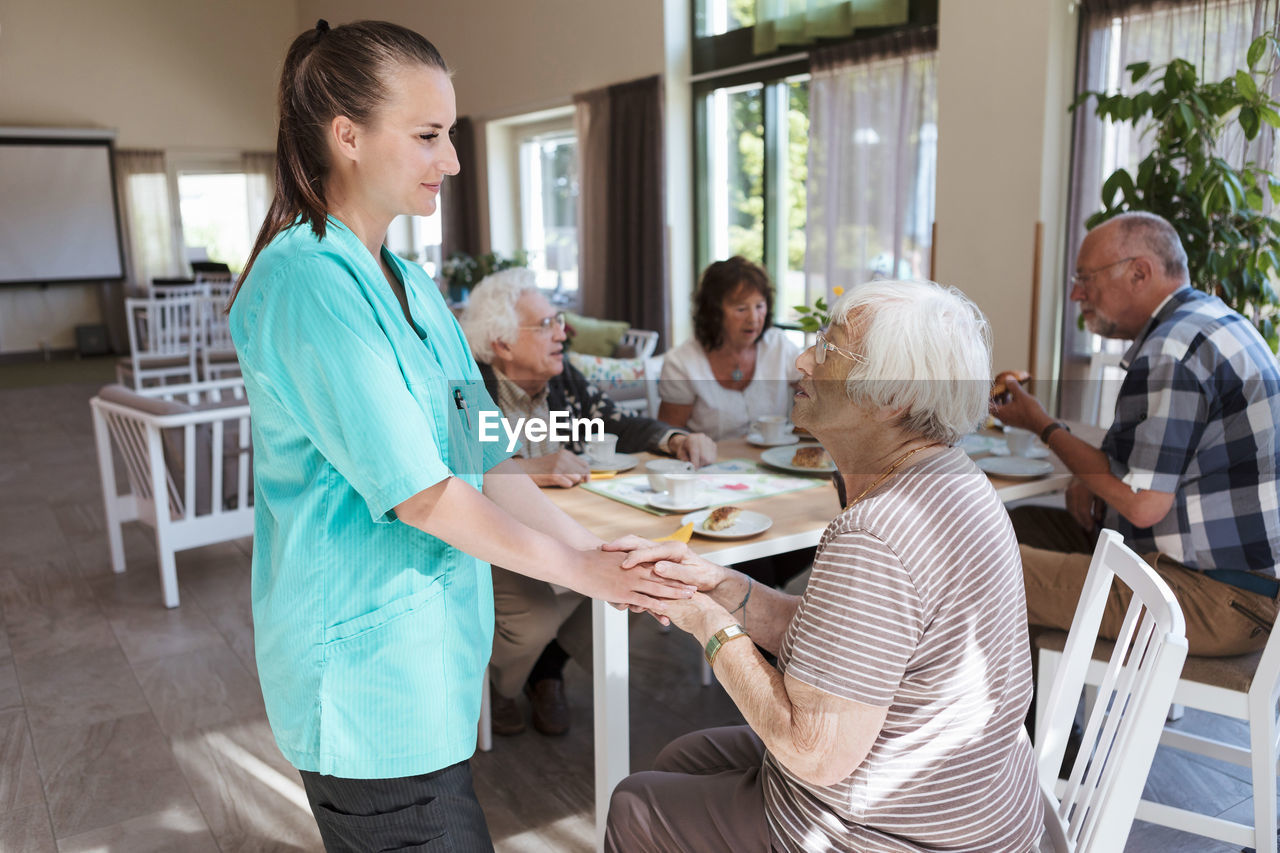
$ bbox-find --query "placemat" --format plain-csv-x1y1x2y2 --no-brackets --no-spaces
581,458,829,515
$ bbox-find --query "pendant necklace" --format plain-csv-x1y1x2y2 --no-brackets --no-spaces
845,443,941,508
731,367,743,382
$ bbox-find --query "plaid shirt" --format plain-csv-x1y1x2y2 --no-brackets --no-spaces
1102,287,1280,575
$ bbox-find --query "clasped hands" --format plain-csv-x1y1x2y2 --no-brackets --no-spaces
593,535,738,642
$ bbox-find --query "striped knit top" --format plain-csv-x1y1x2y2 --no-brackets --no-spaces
763,446,1043,852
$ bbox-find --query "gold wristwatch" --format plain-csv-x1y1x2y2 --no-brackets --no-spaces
704,624,749,667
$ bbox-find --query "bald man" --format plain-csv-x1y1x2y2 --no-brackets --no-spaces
995,211,1280,657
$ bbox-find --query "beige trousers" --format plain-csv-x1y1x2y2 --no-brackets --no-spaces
1011,506,1276,657
489,567,593,699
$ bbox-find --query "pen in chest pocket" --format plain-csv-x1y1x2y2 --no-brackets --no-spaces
453,388,471,429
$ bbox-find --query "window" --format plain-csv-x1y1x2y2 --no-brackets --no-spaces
696,0,756,37
487,108,581,305
698,74,810,327
519,129,579,297
175,172,254,272
386,211,444,279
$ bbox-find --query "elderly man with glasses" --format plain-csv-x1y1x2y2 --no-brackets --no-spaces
993,210,1280,658
459,268,715,737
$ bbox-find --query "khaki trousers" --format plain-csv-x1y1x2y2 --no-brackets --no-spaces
605,726,774,853
1011,506,1276,657
489,567,593,699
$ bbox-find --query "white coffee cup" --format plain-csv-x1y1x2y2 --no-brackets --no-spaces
753,414,791,443
666,472,699,505
1005,427,1036,457
585,433,619,464
646,458,693,492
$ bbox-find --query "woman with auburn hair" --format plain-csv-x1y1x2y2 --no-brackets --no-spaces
227,20,689,851
658,256,802,440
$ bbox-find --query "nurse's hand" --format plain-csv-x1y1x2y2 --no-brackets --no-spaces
516,451,590,488
573,547,696,615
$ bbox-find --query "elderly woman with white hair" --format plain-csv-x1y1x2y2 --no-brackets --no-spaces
604,280,1043,852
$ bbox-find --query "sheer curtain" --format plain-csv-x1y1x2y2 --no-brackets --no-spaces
240,151,274,251
111,149,182,349
574,88,611,320
804,30,937,306
1062,0,1279,413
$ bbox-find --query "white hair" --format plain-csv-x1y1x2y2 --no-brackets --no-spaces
458,267,540,363
828,280,992,445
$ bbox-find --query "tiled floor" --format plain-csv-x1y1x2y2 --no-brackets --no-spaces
0,369,1272,851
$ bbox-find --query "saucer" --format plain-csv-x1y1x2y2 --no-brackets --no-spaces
747,431,800,447
976,456,1054,479
588,453,639,473
647,493,710,512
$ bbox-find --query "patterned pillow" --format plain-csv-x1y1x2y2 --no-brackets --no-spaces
566,351,647,403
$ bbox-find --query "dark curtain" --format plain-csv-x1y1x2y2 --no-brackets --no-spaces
441,116,482,262
602,75,668,348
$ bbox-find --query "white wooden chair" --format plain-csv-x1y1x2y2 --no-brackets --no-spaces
91,378,253,608
644,354,664,420
117,295,201,388
198,293,241,381
1038,587,1280,852
619,328,659,359
1035,529,1188,853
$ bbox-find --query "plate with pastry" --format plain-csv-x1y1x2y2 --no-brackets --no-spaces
747,431,800,447
976,455,1054,479
759,444,836,474
683,506,772,539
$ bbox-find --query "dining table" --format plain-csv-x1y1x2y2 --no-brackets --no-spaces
543,430,1091,852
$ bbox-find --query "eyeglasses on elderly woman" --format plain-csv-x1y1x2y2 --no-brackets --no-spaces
518,312,567,334
813,328,868,365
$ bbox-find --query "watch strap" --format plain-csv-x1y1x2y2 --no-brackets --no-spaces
704,623,749,667
1039,421,1070,444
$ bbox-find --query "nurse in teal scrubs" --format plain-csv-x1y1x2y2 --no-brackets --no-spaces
227,20,686,853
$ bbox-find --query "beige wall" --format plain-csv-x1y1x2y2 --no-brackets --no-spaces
0,0,298,353
295,0,665,120
935,0,1077,389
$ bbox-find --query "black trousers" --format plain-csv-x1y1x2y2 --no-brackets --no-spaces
299,760,494,853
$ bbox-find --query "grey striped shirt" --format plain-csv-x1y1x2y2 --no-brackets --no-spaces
764,447,1042,852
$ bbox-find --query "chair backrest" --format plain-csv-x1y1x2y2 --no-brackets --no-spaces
1037,529,1188,853
645,354,664,420
126,296,200,358
93,378,252,522
620,328,659,359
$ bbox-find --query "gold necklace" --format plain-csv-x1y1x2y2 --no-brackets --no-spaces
845,443,941,508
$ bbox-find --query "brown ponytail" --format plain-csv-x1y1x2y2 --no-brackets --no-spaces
228,20,449,308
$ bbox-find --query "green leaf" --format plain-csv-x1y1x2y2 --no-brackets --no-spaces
792,305,812,315
1248,35,1267,70
1101,169,1135,209
1236,70,1259,101
1178,102,1196,131
1259,106,1280,129
1241,106,1261,140
1128,61,1151,84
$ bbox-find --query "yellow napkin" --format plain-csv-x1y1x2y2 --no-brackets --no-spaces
656,522,694,543
591,470,618,480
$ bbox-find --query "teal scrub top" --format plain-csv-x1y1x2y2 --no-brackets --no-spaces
229,217,512,779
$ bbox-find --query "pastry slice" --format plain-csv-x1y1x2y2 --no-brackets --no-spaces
791,446,828,468
703,506,743,531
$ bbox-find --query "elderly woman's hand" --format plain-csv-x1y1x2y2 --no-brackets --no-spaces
670,433,717,468
663,591,736,641
603,536,728,592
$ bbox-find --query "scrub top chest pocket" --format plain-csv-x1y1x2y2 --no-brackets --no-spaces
447,379,487,486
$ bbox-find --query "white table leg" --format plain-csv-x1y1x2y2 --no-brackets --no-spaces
593,599,629,853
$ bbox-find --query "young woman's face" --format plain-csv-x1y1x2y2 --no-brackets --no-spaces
354,64,460,219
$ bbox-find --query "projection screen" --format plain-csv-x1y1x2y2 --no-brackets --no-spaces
0,133,126,285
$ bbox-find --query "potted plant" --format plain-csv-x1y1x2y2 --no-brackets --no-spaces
1074,33,1280,350
440,250,529,303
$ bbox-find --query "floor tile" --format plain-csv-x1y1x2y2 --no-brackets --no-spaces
171,717,323,853
57,801,220,853
18,643,149,730
31,711,193,838
0,708,47,814
134,644,264,737
0,802,57,853
0,569,117,662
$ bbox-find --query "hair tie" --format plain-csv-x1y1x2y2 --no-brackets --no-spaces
315,19,330,34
